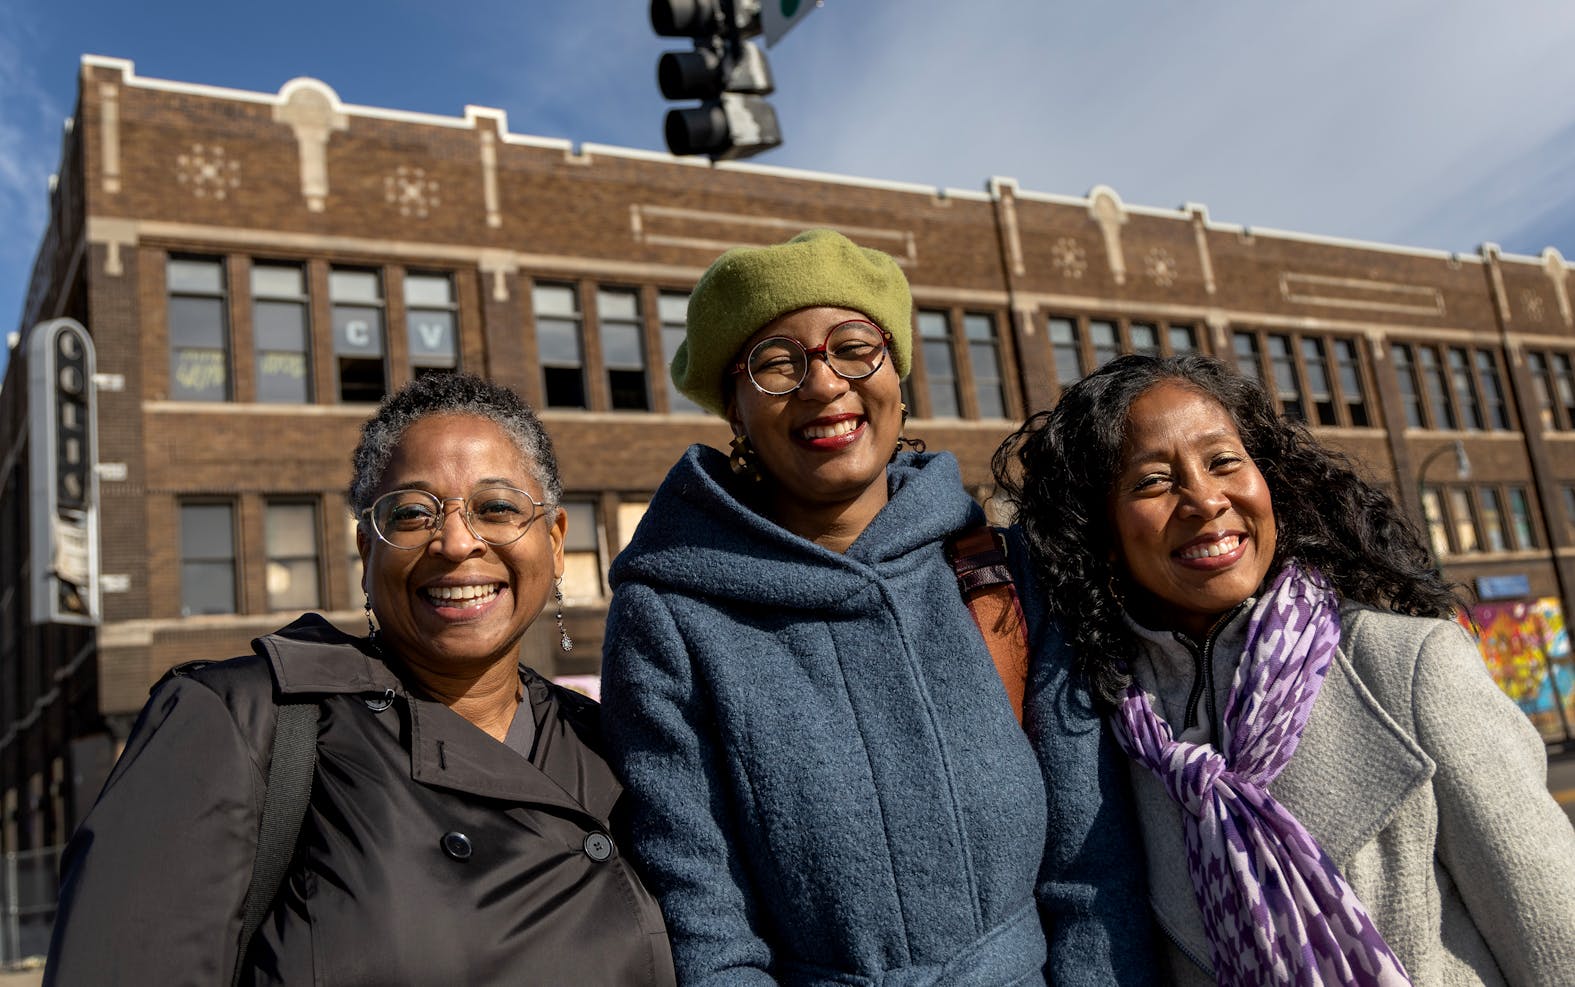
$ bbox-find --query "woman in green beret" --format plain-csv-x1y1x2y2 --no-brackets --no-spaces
601,229,1155,986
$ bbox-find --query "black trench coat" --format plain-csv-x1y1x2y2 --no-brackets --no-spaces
46,615,675,986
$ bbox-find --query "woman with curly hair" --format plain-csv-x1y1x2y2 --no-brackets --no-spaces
993,353,1575,986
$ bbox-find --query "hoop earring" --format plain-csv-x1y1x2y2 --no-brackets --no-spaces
891,403,927,461
554,579,573,653
729,432,762,481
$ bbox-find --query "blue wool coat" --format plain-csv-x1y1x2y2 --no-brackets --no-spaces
601,445,1152,986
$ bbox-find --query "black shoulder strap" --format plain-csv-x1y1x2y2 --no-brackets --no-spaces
232,699,320,986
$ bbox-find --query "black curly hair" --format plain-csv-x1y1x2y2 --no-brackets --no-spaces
992,353,1459,706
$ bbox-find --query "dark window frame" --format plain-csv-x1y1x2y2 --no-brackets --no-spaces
167,255,233,402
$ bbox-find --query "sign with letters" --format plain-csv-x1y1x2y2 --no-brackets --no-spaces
28,318,100,625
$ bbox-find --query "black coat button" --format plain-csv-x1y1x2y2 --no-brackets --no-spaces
583,832,612,862
441,832,472,860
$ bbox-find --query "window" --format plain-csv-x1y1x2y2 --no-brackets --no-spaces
559,501,603,600
1300,337,1336,426
1391,344,1424,428
1129,322,1160,357
1418,346,1456,429
1525,349,1575,431
1237,330,1369,427
1232,332,1262,383
1563,486,1575,540
252,263,311,403
535,283,585,408
168,257,230,401
964,312,1007,419
598,288,649,411
1419,486,1449,560
1089,320,1120,369
1049,317,1083,386
1393,342,1510,432
1265,335,1304,421
1507,488,1537,550
918,310,960,418
1048,316,1200,392
1474,351,1510,430
1526,352,1557,430
1477,487,1509,552
1447,488,1478,553
657,291,700,413
1447,348,1484,430
180,502,236,615
1331,339,1369,427
405,273,458,377
266,501,321,612
616,501,649,554
330,268,387,403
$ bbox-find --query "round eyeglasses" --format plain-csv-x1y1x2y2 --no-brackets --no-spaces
731,320,892,397
362,486,548,550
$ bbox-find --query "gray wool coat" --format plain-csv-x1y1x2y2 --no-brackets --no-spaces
1125,598,1575,986
601,445,1154,987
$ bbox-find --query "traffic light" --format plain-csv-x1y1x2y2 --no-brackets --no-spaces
652,0,782,160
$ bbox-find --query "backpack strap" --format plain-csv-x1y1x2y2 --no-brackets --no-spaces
946,524,1030,724
232,698,319,986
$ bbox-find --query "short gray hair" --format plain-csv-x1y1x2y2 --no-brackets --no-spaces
348,373,562,521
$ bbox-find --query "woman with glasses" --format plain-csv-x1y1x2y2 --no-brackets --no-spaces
601,229,1153,986
48,373,675,986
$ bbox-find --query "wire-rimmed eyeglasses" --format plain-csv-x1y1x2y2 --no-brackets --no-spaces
361,486,548,550
730,320,892,397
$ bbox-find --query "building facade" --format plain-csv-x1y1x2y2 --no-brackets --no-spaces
6,55,1575,858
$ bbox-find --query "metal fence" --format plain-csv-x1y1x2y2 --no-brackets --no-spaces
1,847,60,967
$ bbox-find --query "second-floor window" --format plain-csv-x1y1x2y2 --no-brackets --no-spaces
252,263,311,403
1524,350,1575,431
168,257,231,401
535,283,585,408
405,273,459,378
598,288,650,411
330,268,387,403
1235,330,1370,427
1391,342,1510,432
918,310,961,417
964,312,1007,419
658,291,701,413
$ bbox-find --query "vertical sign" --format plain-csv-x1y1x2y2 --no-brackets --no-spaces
28,319,100,625
761,0,818,47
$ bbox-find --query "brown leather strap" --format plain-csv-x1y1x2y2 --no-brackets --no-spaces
946,525,1029,725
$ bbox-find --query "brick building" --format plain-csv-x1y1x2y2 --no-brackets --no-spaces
6,54,1575,857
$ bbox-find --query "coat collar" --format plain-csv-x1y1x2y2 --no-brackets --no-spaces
1129,605,1435,969
252,614,622,824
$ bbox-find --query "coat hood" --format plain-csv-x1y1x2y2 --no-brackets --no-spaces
609,444,982,613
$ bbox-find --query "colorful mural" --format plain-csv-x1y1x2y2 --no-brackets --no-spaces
1460,597,1575,743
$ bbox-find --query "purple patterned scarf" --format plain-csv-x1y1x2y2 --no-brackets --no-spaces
1112,564,1411,986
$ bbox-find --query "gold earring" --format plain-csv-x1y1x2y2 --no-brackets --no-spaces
729,432,761,481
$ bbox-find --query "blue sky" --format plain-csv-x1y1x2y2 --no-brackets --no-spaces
7,1,1575,378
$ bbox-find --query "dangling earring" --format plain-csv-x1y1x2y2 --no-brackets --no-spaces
1105,572,1127,612
554,579,573,653
729,431,761,481
891,402,927,461
364,594,380,649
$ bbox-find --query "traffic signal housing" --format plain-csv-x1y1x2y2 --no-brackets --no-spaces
652,0,782,160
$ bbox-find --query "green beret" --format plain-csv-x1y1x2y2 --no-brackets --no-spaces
672,228,913,417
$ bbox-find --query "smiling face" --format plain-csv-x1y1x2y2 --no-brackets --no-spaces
1109,382,1277,639
358,413,566,676
730,305,903,542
